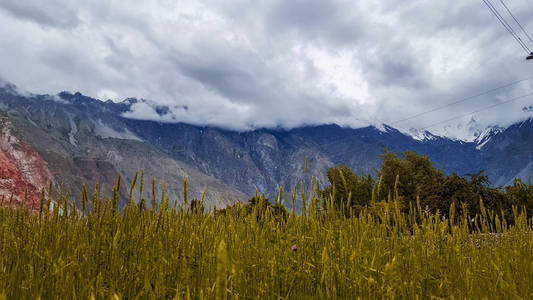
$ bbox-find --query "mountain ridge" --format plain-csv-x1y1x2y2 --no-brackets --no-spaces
0,81,531,208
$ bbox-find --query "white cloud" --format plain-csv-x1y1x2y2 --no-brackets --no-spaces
97,89,119,101
0,0,532,139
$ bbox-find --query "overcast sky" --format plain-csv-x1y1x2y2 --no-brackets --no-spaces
1,0,533,139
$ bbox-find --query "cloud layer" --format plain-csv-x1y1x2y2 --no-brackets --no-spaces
1,0,533,139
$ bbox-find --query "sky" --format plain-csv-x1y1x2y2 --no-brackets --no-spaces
1,0,533,140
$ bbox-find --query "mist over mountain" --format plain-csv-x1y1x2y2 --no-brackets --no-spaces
0,81,531,208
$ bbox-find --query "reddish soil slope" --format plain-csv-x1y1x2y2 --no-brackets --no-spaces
0,114,52,210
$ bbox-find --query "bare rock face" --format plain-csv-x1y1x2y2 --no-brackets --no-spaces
0,82,531,210
257,134,278,150
0,90,247,209
0,114,52,209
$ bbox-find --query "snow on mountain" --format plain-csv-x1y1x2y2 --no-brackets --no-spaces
94,119,142,141
402,128,440,141
396,116,507,147
375,124,398,134
473,126,504,150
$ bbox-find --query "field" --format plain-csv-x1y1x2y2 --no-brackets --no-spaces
1,177,532,299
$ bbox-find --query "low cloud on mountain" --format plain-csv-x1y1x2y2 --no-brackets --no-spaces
1,0,533,139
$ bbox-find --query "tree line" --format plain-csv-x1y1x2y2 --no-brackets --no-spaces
226,150,533,219
322,150,533,218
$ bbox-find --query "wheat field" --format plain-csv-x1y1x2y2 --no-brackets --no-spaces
0,175,532,299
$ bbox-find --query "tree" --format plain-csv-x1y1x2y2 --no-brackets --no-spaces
377,150,443,203
322,165,374,214
246,195,287,222
505,178,533,216
215,195,287,222
320,149,531,220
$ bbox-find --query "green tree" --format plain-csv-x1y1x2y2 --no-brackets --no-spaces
321,150,528,219
505,178,533,216
377,150,443,202
404,167,509,217
246,195,287,222
322,165,374,213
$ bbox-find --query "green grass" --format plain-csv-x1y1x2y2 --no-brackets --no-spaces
0,176,532,299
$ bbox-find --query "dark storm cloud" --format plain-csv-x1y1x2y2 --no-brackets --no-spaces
0,0,79,29
174,49,268,103
0,0,533,140
361,41,429,89
266,0,365,45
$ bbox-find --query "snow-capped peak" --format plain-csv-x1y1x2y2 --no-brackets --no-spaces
121,97,139,105
473,125,503,150
404,128,440,141
379,124,396,133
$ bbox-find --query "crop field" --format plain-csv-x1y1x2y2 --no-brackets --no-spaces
0,176,532,299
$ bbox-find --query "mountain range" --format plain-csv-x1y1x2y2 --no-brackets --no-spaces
0,80,531,209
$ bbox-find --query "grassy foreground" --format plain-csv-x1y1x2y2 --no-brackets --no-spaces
1,180,533,299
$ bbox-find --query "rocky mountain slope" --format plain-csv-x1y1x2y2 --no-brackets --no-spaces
0,81,531,208
0,84,247,209
0,113,52,209
479,118,533,186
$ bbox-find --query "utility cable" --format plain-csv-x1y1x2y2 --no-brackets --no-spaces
420,91,533,130
482,0,531,54
498,0,533,45
485,0,531,52
391,74,533,125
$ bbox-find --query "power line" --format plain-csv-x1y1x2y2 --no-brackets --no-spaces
498,0,533,45
420,91,533,130
482,0,531,54
484,0,531,53
391,74,533,125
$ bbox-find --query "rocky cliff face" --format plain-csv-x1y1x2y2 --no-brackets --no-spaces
123,120,487,203
479,118,533,185
0,83,531,209
0,113,52,209
0,88,246,209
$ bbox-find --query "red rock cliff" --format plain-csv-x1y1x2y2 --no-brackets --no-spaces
0,114,52,210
